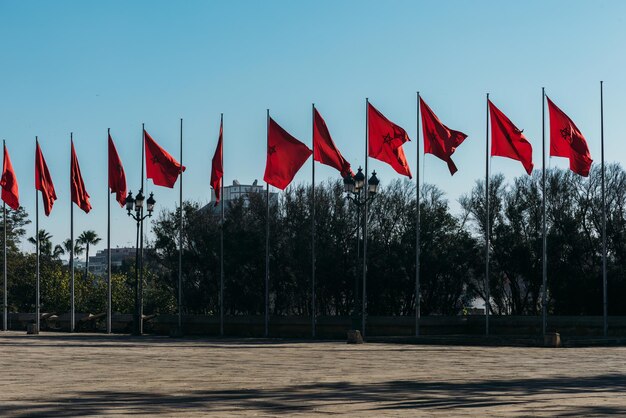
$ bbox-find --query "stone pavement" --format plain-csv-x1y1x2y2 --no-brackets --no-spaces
1,332,625,416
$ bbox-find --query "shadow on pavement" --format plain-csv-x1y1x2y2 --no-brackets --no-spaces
3,374,626,416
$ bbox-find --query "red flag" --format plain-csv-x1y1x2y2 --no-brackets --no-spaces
367,102,412,178
420,98,468,175
489,100,534,175
1,144,19,210
313,108,354,178
144,129,186,188
264,117,312,190
108,133,127,208
210,118,224,205
71,141,92,213
35,141,57,216
547,96,593,177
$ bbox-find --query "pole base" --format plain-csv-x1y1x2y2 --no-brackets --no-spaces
347,329,364,344
544,332,561,348
26,323,39,335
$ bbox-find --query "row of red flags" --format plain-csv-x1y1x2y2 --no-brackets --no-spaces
0,97,593,212
210,97,593,205
1,130,184,216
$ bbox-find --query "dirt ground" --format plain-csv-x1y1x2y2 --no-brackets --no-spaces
1,332,625,417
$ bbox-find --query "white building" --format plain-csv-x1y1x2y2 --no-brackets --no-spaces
207,179,278,212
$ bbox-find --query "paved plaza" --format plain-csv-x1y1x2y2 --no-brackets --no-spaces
1,332,625,416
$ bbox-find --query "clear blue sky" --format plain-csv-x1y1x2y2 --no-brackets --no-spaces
1,0,625,256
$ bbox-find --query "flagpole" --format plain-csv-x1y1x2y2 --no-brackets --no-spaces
311,103,316,338
601,80,607,337
485,93,490,336
265,109,270,338
178,118,183,334
2,140,7,332
415,92,421,337
363,98,369,338
2,199,6,332
35,137,40,333
70,133,75,333
220,113,225,337
139,123,145,335
542,88,547,337
107,128,112,334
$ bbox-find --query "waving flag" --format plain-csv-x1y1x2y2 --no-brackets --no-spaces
489,100,534,175
210,117,224,205
35,141,57,216
547,96,592,177
420,97,468,175
367,102,412,178
108,133,127,207
70,141,92,213
264,117,312,190
145,129,186,188
313,108,353,177
1,143,19,210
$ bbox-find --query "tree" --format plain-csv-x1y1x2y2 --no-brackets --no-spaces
28,229,58,259
55,238,86,276
77,230,101,279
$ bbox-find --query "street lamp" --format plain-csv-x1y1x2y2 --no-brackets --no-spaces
343,166,379,335
125,189,156,335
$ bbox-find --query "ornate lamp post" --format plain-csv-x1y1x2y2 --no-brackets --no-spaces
343,167,379,334
125,189,156,335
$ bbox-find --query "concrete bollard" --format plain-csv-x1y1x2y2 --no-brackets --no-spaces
544,332,561,348
347,329,364,344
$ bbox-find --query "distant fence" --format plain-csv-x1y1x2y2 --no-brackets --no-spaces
5,313,626,338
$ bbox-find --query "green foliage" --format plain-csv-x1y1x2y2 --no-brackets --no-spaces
4,166,626,317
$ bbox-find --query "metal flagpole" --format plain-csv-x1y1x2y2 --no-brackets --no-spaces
3,141,7,332
311,103,316,338
601,81,607,337
220,113,225,337
139,123,145,335
178,118,183,333
362,98,369,337
2,202,6,332
415,92,421,337
542,88,547,337
265,109,270,338
485,94,490,336
70,134,75,333
107,129,112,334
35,137,40,333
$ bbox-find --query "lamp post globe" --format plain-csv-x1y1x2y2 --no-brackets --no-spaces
125,191,134,213
368,171,380,195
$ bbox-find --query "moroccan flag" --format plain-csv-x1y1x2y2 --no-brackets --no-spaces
313,108,353,177
420,98,468,175
210,118,224,205
71,141,92,213
488,100,534,175
144,129,186,188
264,117,312,190
108,133,127,207
367,102,412,178
35,141,57,216
1,143,19,210
547,96,592,177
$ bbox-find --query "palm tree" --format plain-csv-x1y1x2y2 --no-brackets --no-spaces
28,229,54,258
77,230,101,278
57,238,85,267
